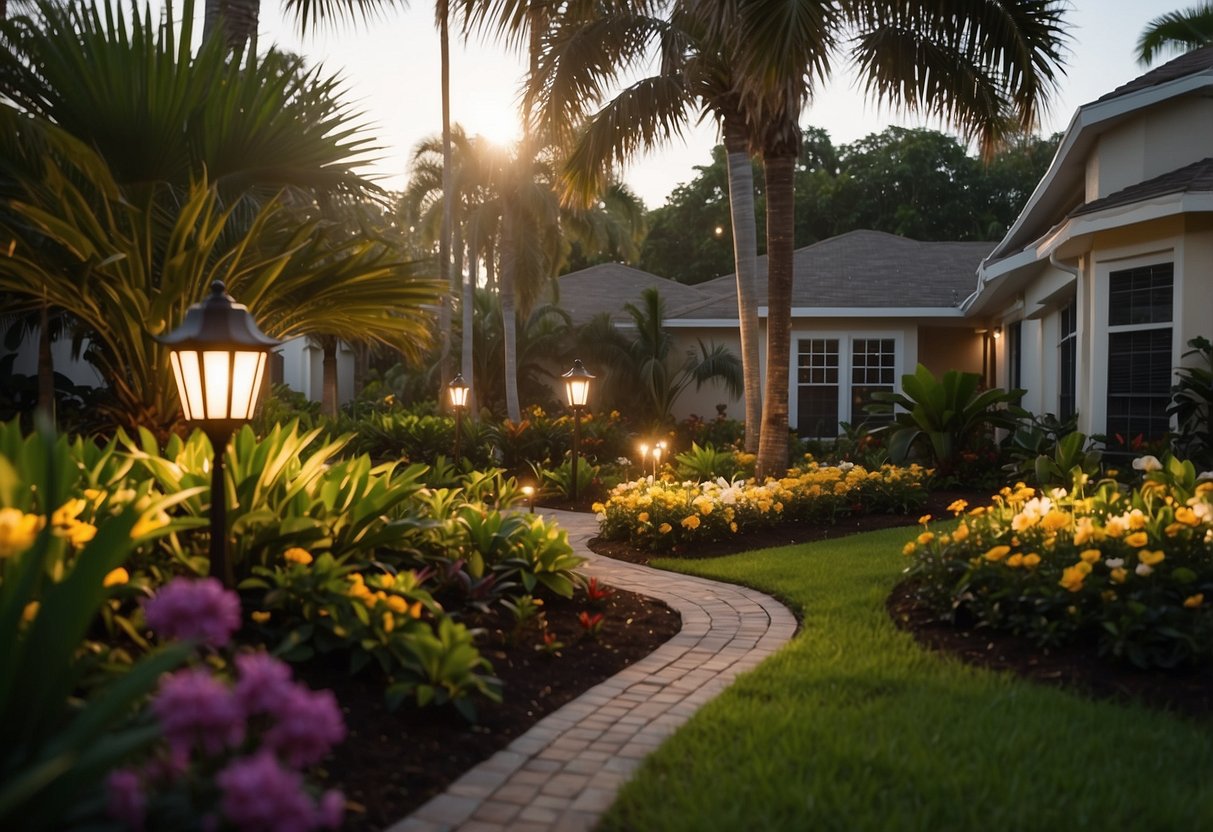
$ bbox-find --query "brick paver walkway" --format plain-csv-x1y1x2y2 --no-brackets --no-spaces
387,508,798,832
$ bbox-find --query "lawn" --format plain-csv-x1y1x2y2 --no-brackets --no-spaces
599,526,1213,831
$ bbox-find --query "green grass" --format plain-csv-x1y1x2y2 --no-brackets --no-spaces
600,527,1213,831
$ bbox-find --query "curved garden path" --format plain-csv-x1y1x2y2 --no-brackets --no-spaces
387,508,798,832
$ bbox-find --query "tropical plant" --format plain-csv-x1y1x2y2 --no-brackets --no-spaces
674,442,742,481
869,364,1026,471
1137,3,1213,65
1169,335,1213,468
0,423,192,832
577,287,742,428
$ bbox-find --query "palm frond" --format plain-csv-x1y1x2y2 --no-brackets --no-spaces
1136,4,1213,65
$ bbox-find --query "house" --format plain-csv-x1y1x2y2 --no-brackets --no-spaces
970,45,1213,450
558,231,993,434
565,49,1213,444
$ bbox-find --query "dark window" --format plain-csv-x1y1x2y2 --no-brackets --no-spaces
797,339,839,437
1105,264,1172,445
1059,301,1077,422
851,338,895,425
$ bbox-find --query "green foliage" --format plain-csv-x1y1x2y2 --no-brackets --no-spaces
1169,336,1213,468
0,422,190,831
869,364,1025,471
1005,428,1102,489
532,457,602,504
673,442,742,480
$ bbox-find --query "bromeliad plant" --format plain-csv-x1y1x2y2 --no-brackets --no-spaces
904,455,1213,669
595,462,931,552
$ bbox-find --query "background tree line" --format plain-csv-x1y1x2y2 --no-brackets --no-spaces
629,126,1059,286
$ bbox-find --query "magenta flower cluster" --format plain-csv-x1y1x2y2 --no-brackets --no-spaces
110,580,346,832
143,577,241,647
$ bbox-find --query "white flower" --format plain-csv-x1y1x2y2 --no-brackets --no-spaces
1132,455,1162,473
595,512,606,522
839,461,855,471
1135,563,1154,577
616,457,631,466
1200,471,1213,481
1049,487,1068,501
1105,558,1124,569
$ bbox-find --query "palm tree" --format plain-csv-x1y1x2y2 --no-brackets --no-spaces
1137,4,1213,64
526,5,765,452
575,287,742,428
468,289,571,416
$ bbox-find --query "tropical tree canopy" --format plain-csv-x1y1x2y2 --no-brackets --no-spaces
1137,3,1213,65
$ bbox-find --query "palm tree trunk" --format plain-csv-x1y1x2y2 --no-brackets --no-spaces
37,299,55,422
203,0,259,51
321,338,338,419
462,232,477,415
756,150,796,479
438,0,454,394
723,117,761,453
501,215,522,422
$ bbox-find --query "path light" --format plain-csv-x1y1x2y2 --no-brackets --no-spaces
561,359,595,503
653,441,664,477
448,373,470,465
521,484,536,514
638,442,650,480
158,281,280,588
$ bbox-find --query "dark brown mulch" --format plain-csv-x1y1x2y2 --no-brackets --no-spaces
294,588,680,832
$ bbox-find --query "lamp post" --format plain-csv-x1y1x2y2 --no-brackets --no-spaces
448,373,469,465
561,359,595,503
638,442,649,481
158,281,280,588
653,442,664,478
521,484,536,514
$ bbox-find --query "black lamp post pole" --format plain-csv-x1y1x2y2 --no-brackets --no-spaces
207,428,234,589
571,405,582,504
454,406,463,465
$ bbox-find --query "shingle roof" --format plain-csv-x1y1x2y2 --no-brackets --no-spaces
1070,157,1213,217
666,230,991,319
549,263,718,324
1097,45,1213,102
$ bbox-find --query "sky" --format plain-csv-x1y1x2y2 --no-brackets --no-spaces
240,0,1193,208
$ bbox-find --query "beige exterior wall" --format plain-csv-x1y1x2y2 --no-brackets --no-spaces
917,326,983,377
666,327,746,422
1088,97,1213,200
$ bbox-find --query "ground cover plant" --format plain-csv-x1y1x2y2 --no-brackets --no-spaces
594,461,931,551
600,527,1213,831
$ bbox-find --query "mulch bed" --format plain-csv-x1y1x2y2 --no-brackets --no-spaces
302,487,1210,830
294,587,680,832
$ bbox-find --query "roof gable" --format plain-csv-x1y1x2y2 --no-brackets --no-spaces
550,263,718,324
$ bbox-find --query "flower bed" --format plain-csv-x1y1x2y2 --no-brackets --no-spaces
594,462,931,551
904,456,1213,668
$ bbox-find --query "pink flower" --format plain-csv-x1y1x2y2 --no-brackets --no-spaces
234,653,296,716
144,578,241,647
106,769,145,831
263,685,346,768
216,752,320,832
152,668,245,757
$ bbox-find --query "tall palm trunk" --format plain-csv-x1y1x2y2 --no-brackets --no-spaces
438,0,454,394
756,150,796,478
462,230,477,414
203,0,259,51
722,116,761,452
321,337,339,419
500,214,521,422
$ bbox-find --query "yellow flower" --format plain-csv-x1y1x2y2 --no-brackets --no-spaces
983,545,1011,562
1184,593,1204,609
1079,549,1101,564
1023,553,1041,568
1165,522,1186,537
681,515,701,530
103,567,129,587
385,595,409,614
1139,550,1166,567
658,523,672,534
64,522,97,548
968,506,987,517
1007,553,1024,568
1059,562,1091,592
917,531,934,545
0,508,44,558
283,547,313,566
729,522,738,533
1042,510,1071,533
382,612,395,633
1175,507,1200,527
918,514,932,526
22,601,39,624
83,488,106,506
952,523,969,542
1124,531,1149,548
947,499,968,516
51,498,86,528
1110,567,1127,584
638,512,650,523
251,611,272,623
902,541,917,556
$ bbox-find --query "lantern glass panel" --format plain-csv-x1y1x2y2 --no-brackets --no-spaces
172,350,207,420
565,378,590,408
229,351,266,420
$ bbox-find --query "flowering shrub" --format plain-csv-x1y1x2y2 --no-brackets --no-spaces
595,462,931,551
904,456,1213,669
110,580,346,832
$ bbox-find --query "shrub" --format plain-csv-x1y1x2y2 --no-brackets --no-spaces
595,462,931,552
904,456,1213,669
